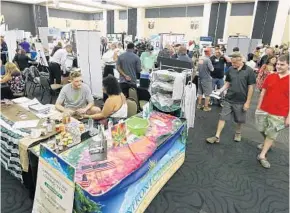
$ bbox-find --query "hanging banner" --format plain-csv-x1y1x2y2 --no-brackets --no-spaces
32,145,75,213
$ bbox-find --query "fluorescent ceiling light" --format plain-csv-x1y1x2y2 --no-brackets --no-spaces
48,2,101,12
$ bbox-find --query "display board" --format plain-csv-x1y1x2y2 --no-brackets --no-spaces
199,36,213,47
5,30,18,62
32,145,75,213
226,37,262,57
160,33,185,49
149,35,161,50
75,30,102,98
35,42,48,67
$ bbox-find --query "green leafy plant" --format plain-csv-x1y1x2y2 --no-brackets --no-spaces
74,185,103,213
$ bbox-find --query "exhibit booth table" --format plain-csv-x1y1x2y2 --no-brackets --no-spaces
0,99,62,182
32,112,187,213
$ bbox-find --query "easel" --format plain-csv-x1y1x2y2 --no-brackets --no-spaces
37,50,50,73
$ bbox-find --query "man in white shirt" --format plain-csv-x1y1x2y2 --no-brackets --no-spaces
49,44,72,84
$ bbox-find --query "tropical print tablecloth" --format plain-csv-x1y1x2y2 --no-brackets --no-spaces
61,112,183,195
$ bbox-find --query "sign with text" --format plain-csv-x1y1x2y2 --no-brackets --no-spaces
32,145,75,213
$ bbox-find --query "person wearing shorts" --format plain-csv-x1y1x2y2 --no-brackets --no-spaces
256,55,289,169
197,47,214,112
206,53,256,144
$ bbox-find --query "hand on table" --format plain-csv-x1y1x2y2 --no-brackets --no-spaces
76,108,87,114
64,109,75,115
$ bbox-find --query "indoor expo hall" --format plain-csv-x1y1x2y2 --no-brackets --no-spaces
1,0,289,213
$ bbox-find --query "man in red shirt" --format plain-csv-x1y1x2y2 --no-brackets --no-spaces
256,55,289,168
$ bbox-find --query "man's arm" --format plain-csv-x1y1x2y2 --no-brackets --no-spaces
244,70,257,110
136,57,142,73
245,84,254,105
117,64,129,80
256,88,266,110
223,55,231,63
218,81,230,93
207,59,214,72
55,88,67,112
116,57,127,77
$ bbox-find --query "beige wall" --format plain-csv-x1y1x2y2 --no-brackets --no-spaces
226,16,253,37
144,17,203,41
115,19,127,33
282,15,290,45
48,17,95,30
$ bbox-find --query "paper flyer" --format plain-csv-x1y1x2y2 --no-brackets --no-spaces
32,145,75,213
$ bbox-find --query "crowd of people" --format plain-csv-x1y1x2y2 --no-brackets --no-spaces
1,34,289,169
194,43,289,170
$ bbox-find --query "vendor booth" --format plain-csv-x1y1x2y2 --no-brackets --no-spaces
0,96,188,213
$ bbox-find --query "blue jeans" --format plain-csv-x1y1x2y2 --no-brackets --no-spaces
211,78,224,105
212,78,224,90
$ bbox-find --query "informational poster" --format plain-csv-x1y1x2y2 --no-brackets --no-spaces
32,145,75,213
34,42,48,67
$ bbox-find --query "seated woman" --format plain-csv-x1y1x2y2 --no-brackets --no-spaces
84,75,127,120
1,62,25,96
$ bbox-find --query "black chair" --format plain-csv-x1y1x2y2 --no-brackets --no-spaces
39,76,62,103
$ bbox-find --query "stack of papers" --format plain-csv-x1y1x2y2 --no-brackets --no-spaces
13,120,39,129
29,103,50,114
12,97,31,104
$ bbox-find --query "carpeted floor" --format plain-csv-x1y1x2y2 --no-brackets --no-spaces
1,90,289,213
146,107,289,213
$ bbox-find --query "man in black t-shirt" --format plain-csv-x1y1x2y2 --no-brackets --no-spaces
206,53,256,144
210,48,230,89
210,48,231,104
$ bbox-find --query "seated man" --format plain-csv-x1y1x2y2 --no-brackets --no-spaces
55,71,99,115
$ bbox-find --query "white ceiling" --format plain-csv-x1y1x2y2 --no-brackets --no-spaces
3,0,255,13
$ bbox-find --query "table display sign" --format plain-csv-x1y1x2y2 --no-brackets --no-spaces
32,145,75,213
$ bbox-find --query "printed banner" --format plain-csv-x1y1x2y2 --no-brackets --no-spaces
32,145,75,213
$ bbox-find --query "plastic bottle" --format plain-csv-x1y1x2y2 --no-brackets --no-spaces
107,119,113,140
46,117,53,133
88,118,94,130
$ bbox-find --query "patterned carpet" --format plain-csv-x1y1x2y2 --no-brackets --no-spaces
146,107,289,213
1,94,289,213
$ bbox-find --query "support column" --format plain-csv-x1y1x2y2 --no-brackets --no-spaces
223,2,231,41
250,0,258,38
127,8,137,39
136,7,145,39
271,0,290,46
103,10,107,36
202,3,211,36
114,9,119,34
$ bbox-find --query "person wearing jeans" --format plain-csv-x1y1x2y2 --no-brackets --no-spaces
210,48,231,105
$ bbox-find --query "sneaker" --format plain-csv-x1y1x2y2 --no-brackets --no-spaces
203,107,211,112
234,132,242,142
257,155,271,169
197,104,203,109
206,136,220,144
